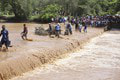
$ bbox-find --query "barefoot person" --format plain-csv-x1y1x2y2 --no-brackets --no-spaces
0,25,10,50
21,24,28,40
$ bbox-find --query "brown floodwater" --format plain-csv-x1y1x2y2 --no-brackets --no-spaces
10,30,120,80
0,23,73,61
0,23,50,61
0,23,105,80
0,23,100,62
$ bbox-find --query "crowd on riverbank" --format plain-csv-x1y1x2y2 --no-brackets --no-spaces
48,15,120,37
0,15,120,51
53,15,120,27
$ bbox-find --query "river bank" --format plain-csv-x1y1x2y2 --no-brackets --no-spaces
0,23,104,80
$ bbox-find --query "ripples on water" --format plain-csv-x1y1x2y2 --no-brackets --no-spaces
11,30,120,80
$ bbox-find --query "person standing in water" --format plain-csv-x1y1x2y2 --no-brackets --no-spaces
0,25,10,50
21,24,28,40
48,23,52,37
84,23,88,33
64,23,72,35
67,23,72,35
79,23,83,32
55,23,61,38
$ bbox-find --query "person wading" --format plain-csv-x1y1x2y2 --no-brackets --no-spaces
84,24,88,33
48,23,53,37
65,23,72,35
79,23,82,32
0,25,10,50
55,23,61,38
75,19,79,31
21,24,28,40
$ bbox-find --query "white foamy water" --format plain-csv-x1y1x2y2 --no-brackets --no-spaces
11,30,120,80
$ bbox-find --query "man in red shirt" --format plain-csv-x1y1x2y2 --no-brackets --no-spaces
21,24,28,40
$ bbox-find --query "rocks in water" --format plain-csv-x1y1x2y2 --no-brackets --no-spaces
104,26,111,31
35,26,48,36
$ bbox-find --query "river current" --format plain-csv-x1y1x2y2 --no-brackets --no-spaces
11,30,120,80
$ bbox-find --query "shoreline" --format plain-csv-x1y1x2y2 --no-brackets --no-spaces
0,23,104,80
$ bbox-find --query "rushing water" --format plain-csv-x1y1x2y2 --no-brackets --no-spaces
11,30,120,80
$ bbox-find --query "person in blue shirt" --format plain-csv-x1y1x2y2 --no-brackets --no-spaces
0,25,9,50
55,23,61,38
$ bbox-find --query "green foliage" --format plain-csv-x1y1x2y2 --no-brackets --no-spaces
0,0,33,20
39,4,61,22
117,11,120,15
9,0,33,20
0,0,120,22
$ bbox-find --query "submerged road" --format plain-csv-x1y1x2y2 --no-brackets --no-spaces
11,30,120,80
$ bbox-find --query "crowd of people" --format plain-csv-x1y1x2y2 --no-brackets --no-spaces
0,15,120,51
49,15,120,37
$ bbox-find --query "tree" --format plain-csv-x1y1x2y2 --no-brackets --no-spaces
8,0,33,20
0,0,120,21
39,4,61,22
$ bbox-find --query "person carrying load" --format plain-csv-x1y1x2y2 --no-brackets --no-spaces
0,25,11,50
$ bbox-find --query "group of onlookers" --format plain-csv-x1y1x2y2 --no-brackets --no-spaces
0,15,120,50
48,18,88,38
49,15,120,38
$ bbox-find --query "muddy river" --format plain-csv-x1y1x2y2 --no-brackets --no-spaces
10,30,120,80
